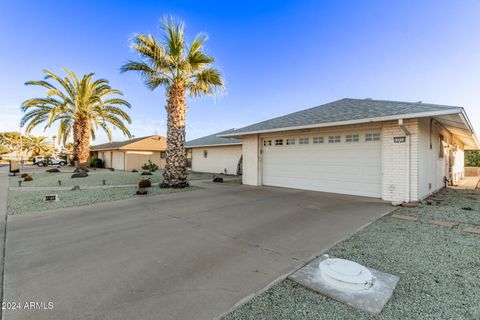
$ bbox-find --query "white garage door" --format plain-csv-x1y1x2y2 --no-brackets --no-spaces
261,132,382,197
112,151,125,170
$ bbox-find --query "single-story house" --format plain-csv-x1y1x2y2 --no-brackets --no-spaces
90,135,167,171
186,129,242,175
220,98,479,202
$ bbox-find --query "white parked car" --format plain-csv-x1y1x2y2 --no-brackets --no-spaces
35,157,67,167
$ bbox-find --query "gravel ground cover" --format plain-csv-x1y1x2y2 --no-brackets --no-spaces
7,186,197,215
224,189,480,320
10,168,217,187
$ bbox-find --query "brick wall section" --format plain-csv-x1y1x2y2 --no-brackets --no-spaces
382,119,419,202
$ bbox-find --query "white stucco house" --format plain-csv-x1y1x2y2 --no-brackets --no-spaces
220,98,479,202
186,129,242,175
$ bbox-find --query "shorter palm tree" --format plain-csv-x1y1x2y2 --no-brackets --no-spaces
21,69,132,170
23,135,54,157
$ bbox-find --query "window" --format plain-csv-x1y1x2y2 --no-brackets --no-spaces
274,139,284,146
263,140,272,146
299,137,309,144
286,138,296,145
313,136,324,144
328,135,341,143
203,150,208,158
439,135,444,158
365,132,381,142
346,134,359,142
160,151,166,158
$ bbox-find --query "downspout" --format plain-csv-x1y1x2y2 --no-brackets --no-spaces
399,119,411,203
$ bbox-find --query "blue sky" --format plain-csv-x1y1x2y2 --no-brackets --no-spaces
1,0,480,143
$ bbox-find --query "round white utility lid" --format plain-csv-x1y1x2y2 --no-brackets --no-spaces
319,257,374,291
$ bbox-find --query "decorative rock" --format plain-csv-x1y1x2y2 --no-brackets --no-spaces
71,185,80,191
71,171,88,178
391,214,419,221
428,219,456,228
391,201,403,206
461,207,473,211
136,188,148,195
213,177,224,183
109,168,115,171
132,169,138,173
141,171,153,175
46,168,61,173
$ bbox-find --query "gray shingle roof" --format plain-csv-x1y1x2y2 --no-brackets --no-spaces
223,98,462,136
186,129,242,148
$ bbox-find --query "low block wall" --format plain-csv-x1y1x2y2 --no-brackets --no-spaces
465,167,480,177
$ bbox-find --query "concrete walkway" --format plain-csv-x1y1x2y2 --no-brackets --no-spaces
450,176,480,190
3,183,393,320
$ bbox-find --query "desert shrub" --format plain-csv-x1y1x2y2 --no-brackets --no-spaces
20,173,29,178
24,175,33,181
132,169,138,173
141,160,159,172
138,179,152,188
141,171,152,175
90,158,104,168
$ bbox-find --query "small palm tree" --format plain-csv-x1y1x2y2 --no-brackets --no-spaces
121,16,224,188
21,69,132,170
23,135,54,157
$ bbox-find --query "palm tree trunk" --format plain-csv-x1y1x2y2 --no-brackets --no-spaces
161,82,188,188
73,119,91,171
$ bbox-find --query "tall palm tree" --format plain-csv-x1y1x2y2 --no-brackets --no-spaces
121,16,224,188
21,69,132,170
23,135,54,157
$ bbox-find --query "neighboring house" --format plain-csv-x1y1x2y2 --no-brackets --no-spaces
186,129,242,175
220,98,479,202
90,135,167,171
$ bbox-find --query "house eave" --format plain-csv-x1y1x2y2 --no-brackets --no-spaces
219,109,463,137
186,142,242,149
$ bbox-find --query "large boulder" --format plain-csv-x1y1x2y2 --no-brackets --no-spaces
46,168,61,173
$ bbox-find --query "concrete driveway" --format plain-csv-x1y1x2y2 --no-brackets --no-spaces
3,182,393,320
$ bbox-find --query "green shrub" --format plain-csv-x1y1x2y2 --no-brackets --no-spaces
20,173,29,178
24,175,33,181
138,179,152,188
141,160,159,172
465,150,480,167
90,158,104,168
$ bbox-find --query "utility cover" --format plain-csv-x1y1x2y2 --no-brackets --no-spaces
289,255,399,314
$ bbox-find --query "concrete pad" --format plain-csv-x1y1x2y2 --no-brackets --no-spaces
3,183,393,320
463,227,480,234
391,214,418,221
428,219,456,228
289,255,399,314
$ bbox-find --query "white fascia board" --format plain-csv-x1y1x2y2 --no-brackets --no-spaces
459,109,480,149
186,143,242,148
219,109,463,137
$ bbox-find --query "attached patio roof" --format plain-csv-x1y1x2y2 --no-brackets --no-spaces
220,98,479,149
186,129,242,148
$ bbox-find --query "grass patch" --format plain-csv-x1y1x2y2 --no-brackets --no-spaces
7,186,197,215
224,189,480,320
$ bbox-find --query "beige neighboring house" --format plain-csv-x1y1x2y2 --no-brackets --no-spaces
90,135,167,171
186,129,242,175
220,98,479,202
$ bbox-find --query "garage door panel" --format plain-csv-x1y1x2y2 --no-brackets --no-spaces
261,136,381,197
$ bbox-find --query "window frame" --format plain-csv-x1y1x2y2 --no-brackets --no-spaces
298,137,309,145
328,135,341,143
313,136,324,144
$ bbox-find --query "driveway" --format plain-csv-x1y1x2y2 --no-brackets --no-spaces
3,182,393,320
